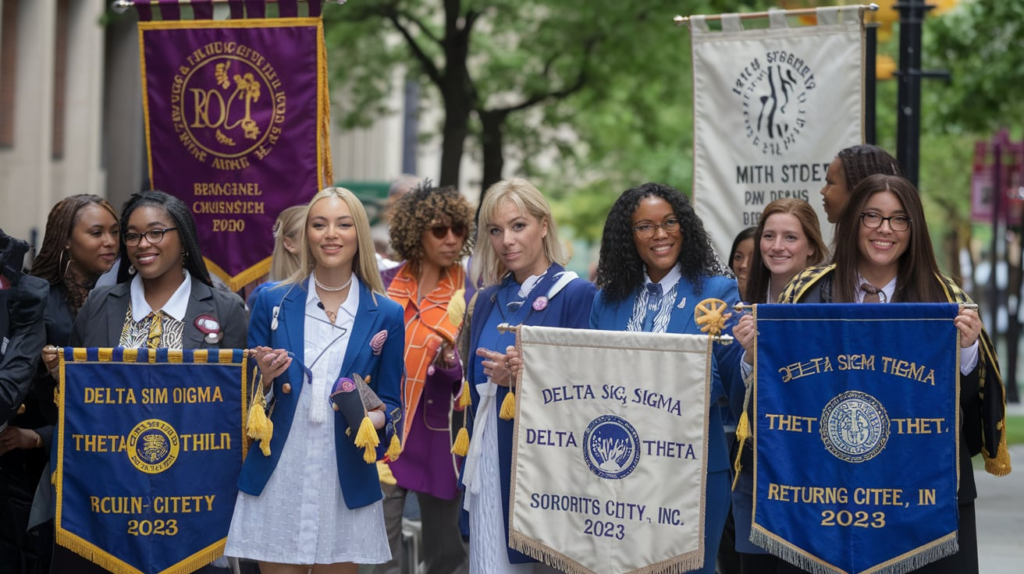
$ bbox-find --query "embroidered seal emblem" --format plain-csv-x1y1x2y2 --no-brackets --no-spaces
820,390,890,463
582,415,641,480
127,419,180,474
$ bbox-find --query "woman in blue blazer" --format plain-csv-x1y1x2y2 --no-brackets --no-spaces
589,183,743,574
459,178,595,573
226,188,404,574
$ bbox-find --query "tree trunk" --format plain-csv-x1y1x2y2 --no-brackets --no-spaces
439,91,469,188
477,109,508,210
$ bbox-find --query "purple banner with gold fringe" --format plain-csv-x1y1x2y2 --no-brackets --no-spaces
139,13,330,290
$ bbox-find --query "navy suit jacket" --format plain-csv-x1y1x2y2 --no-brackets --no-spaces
588,274,743,473
236,278,405,509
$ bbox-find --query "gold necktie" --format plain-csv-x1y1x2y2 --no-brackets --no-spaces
147,311,163,349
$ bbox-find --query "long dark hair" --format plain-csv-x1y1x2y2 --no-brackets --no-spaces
746,199,829,303
595,182,728,301
32,195,118,312
117,191,212,286
728,227,756,275
832,175,943,303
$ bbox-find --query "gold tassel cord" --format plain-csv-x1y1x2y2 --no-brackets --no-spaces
459,380,472,408
355,416,380,464
452,426,470,456
246,374,273,457
499,390,516,420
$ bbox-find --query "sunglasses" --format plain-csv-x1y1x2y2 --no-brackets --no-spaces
429,224,467,239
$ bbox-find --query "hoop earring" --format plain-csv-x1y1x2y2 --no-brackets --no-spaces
59,249,72,279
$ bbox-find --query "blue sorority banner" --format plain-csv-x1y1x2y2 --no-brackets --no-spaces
752,304,960,574
56,348,249,574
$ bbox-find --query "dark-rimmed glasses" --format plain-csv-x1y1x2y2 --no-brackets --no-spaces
429,224,467,239
633,219,681,239
860,213,910,232
124,228,178,246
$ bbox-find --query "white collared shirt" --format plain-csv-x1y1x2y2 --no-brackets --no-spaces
130,270,193,322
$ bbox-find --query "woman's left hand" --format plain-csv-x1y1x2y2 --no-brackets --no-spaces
955,307,982,348
476,347,513,387
0,426,41,455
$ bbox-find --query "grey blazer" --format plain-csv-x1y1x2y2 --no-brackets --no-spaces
71,277,248,350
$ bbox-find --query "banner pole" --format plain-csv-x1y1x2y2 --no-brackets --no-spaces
673,3,878,25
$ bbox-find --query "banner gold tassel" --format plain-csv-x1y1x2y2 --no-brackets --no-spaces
499,390,516,420
246,374,273,456
733,371,754,490
458,380,472,409
377,461,397,485
355,416,380,464
386,433,402,461
452,426,470,456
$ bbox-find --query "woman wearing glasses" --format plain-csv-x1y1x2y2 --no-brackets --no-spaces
56,190,247,573
589,182,744,574
776,174,1009,574
375,183,474,574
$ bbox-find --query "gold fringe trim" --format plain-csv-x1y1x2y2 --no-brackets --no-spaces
194,350,208,363
317,18,333,187
205,256,272,293
168,349,183,363
750,526,957,574
56,528,225,574
98,348,113,362
509,531,703,574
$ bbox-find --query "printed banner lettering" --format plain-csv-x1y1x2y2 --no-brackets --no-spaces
140,19,331,289
56,348,249,574
753,304,959,574
511,326,712,574
689,8,863,258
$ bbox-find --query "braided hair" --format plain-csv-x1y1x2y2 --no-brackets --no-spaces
32,194,118,313
117,191,213,286
837,145,903,190
595,182,729,302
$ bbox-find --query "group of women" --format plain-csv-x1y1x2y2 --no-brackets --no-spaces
0,141,1007,574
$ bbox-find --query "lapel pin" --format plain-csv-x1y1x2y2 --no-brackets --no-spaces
532,296,548,311
370,330,388,355
195,315,222,344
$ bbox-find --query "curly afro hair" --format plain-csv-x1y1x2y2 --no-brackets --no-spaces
387,183,474,271
595,182,728,302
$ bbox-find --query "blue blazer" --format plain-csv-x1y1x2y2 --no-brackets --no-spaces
237,278,405,509
588,274,743,473
460,269,596,563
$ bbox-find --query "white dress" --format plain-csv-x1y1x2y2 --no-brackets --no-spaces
225,276,390,564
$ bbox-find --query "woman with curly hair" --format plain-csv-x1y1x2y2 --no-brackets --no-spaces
590,182,743,574
460,178,595,573
376,184,474,574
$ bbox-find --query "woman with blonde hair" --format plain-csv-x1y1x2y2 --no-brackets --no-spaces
227,187,404,573
459,178,595,572
269,205,306,282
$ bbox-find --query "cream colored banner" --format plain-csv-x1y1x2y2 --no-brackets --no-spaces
690,7,864,260
510,326,712,574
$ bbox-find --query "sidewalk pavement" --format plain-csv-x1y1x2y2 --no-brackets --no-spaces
977,443,1024,573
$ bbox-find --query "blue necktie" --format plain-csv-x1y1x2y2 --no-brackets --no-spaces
643,283,663,332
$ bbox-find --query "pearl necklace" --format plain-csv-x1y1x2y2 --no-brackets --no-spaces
314,274,353,292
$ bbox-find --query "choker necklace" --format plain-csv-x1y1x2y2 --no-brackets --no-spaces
314,274,353,292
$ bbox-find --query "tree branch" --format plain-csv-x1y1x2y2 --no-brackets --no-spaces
490,38,598,115
387,11,444,88
396,9,443,48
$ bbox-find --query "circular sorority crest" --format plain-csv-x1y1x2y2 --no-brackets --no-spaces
733,51,815,156
820,391,890,463
173,42,286,169
127,419,180,474
582,415,641,480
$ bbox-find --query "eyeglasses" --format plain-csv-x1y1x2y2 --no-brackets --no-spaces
429,224,467,239
124,227,178,246
633,219,681,239
860,213,910,232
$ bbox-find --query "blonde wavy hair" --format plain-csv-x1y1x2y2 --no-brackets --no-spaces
282,187,385,295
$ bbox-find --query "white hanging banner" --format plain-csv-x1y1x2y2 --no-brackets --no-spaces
690,7,864,259
509,326,712,574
